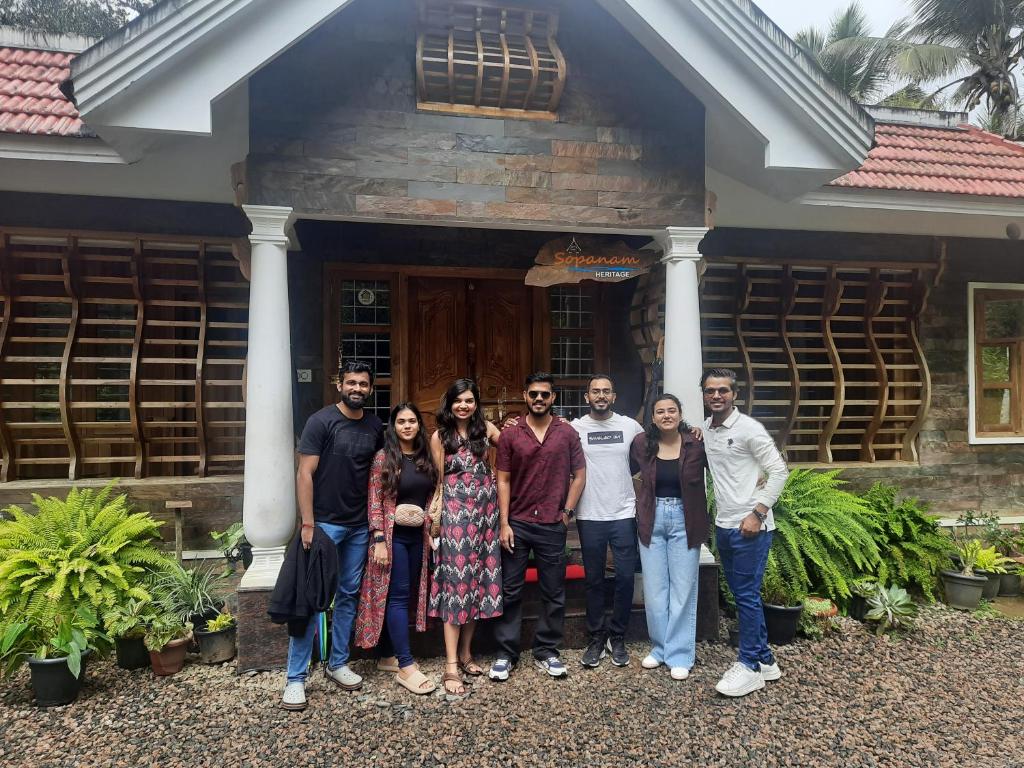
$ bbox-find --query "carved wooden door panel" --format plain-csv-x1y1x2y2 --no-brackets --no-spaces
470,279,532,423
408,278,468,430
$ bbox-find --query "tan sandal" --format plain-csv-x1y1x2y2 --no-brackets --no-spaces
395,668,436,695
376,657,399,673
458,657,484,677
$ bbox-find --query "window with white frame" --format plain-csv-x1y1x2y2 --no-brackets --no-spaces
969,283,1024,441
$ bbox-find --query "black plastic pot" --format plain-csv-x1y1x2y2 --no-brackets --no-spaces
196,625,237,664
28,649,91,707
976,570,1001,600
763,604,803,645
999,571,1022,597
941,569,986,610
848,595,869,621
240,543,253,570
115,635,150,670
187,601,226,633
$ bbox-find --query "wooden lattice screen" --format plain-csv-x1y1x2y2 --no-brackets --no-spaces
632,257,941,464
0,230,248,482
416,0,566,117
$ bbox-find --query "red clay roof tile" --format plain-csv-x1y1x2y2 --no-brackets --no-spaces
0,46,88,137
830,122,1024,199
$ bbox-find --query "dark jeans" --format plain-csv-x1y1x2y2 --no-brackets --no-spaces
716,526,774,671
376,525,422,670
577,518,638,641
493,520,567,664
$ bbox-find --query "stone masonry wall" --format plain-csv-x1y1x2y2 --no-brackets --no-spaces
246,0,705,230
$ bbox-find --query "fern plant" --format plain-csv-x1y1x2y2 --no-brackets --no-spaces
0,482,166,634
861,483,952,602
768,469,881,604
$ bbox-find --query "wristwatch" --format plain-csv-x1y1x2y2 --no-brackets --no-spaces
752,509,768,523
372,532,385,543
562,508,576,521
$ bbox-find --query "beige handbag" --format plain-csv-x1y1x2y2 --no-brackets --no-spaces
394,503,426,527
427,485,443,537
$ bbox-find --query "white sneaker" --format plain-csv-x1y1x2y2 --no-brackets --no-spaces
760,661,782,682
280,681,307,710
670,667,690,681
325,664,363,691
715,662,765,697
640,654,661,670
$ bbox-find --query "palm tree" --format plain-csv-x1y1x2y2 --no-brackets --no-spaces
795,2,905,104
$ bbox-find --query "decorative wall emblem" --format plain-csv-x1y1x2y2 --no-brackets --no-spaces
525,235,657,287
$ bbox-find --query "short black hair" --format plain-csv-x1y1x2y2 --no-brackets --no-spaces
700,368,737,391
339,360,374,383
524,371,555,388
587,374,614,390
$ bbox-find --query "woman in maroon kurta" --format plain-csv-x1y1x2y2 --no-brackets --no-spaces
354,403,436,695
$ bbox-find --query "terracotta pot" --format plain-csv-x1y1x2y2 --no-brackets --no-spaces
149,635,191,676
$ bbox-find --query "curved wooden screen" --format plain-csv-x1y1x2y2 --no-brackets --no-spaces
0,230,247,482
416,0,566,116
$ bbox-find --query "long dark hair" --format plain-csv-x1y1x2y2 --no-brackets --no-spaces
644,393,691,459
380,402,436,497
436,378,489,458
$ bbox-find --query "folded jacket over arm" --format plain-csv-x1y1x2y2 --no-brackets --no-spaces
267,527,340,637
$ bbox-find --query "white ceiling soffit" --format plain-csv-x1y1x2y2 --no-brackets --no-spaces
598,0,874,199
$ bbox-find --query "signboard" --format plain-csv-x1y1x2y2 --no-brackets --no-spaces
525,235,658,287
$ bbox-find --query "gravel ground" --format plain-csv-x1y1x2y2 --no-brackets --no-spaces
1,606,1022,768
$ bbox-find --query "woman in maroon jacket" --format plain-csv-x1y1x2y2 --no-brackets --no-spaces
629,393,708,681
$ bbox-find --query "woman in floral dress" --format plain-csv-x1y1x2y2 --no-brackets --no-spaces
428,378,502,698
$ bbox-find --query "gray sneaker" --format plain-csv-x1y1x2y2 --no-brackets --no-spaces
606,637,629,667
580,637,606,668
325,664,363,691
281,681,307,710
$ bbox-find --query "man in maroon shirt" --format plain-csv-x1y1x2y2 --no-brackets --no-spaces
489,372,587,681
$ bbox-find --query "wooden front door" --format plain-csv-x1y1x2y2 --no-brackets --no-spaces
408,277,532,426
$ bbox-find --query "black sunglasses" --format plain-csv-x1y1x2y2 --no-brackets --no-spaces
527,390,553,400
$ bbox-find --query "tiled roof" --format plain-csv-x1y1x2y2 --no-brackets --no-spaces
830,122,1024,199
0,46,89,137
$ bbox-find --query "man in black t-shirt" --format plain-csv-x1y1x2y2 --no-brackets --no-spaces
281,361,384,711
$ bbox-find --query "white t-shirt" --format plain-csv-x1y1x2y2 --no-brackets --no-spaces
571,412,645,521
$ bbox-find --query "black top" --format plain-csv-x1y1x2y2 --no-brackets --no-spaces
298,405,384,526
654,456,682,498
396,454,434,510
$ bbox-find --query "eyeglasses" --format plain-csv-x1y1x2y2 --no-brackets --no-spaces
703,386,732,396
588,388,613,396
527,390,553,400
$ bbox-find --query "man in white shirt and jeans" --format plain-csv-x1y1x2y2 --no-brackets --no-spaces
571,374,645,668
701,368,788,697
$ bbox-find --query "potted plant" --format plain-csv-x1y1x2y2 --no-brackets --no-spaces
984,522,1024,596
974,545,1014,600
864,584,918,635
761,558,806,645
144,615,192,676
799,596,839,640
195,610,237,664
940,539,988,610
847,579,877,621
210,523,252,571
0,605,103,707
152,562,225,631
104,598,156,670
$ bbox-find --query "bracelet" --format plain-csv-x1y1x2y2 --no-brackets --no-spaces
300,523,314,530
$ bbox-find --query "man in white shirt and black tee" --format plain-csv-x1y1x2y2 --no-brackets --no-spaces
701,368,788,697
571,375,645,668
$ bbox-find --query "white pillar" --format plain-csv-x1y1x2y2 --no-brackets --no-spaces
238,205,297,591
658,226,708,424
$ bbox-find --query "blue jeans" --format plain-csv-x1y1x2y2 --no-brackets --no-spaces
716,525,774,671
286,521,368,683
577,518,638,641
376,526,422,670
638,498,700,669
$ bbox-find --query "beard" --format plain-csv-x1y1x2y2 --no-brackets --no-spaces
529,400,553,417
340,391,367,410
588,400,611,414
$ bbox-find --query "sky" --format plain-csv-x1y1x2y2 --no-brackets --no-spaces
754,0,910,38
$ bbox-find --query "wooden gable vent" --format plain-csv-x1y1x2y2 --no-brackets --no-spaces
416,0,566,119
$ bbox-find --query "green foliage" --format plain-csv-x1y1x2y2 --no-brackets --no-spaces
767,469,881,605
865,584,918,635
975,545,1014,574
204,611,235,633
210,523,246,562
0,603,100,679
982,520,1024,557
861,483,952,601
143,615,191,653
103,597,156,640
956,539,983,575
151,562,224,625
761,559,806,607
0,483,166,635
0,0,154,37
